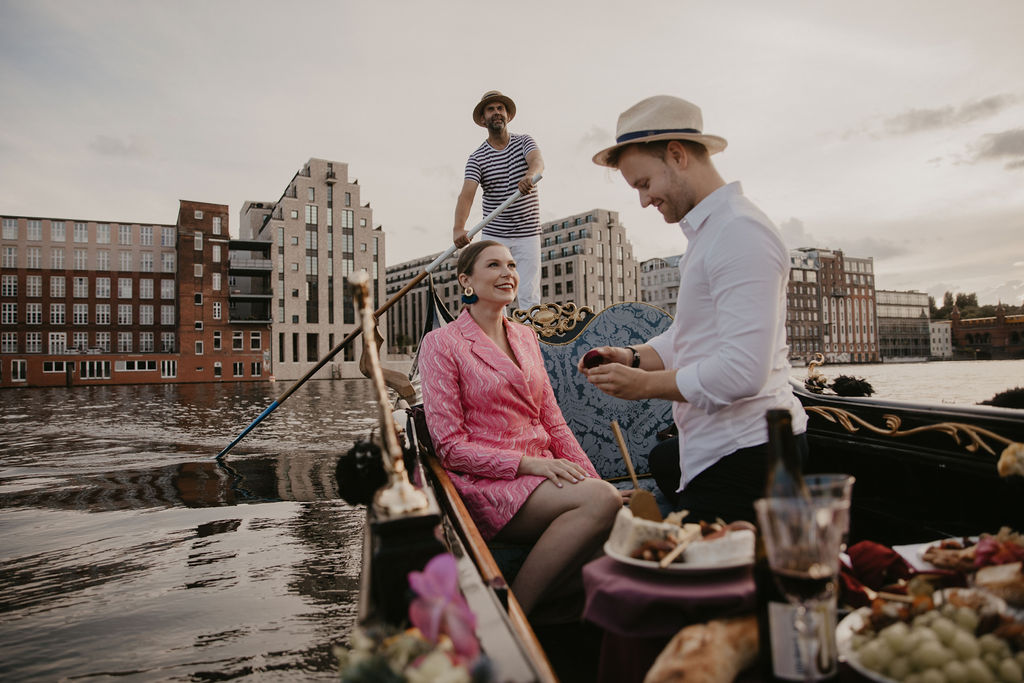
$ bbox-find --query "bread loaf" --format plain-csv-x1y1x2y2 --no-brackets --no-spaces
643,615,758,683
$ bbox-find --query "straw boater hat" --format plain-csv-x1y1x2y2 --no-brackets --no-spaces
592,95,728,167
473,90,516,127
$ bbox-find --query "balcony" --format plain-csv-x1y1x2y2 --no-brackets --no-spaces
326,170,337,184
228,255,274,271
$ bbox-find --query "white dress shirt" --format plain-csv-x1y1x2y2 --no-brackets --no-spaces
647,182,808,490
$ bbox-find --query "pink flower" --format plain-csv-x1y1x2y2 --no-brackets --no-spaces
408,553,479,661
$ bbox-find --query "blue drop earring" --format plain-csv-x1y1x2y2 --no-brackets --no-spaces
461,286,478,305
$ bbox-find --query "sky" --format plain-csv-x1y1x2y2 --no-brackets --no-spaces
2,0,1023,306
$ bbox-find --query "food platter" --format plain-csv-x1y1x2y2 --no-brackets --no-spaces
836,589,1012,683
603,541,753,575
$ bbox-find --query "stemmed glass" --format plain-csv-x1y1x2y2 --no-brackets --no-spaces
755,496,849,682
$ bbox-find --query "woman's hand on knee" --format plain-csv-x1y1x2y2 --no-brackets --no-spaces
517,456,589,488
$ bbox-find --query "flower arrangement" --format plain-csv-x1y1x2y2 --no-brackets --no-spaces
336,553,492,682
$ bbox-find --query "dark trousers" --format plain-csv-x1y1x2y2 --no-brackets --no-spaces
647,434,809,525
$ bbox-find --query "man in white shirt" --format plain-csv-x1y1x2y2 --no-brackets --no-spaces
580,95,808,523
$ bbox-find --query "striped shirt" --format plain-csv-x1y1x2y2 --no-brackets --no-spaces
464,133,541,238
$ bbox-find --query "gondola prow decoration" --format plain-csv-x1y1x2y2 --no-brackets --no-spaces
351,270,430,517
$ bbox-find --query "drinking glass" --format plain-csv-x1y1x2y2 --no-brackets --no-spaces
805,473,855,551
755,496,848,683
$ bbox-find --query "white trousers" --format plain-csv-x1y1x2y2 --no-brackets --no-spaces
487,234,542,311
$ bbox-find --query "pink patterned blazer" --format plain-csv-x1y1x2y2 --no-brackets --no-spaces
419,310,599,540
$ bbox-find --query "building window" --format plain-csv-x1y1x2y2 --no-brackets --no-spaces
212,245,221,263
233,331,244,350
1,303,16,325
118,304,132,325
194,232,203,250
213,331,221,350
194,264,203,278
118,278,132,298
233,362,244,377
0,275,15,297
161,305,174,325
74,248,88,270
140,279,153,299
212,217,221,235
118,332,132,353
213,362,222,378
50,221,65,241
194,210,203,220
161,332,175,352
2,246,16,269
119,251,132,271
73,304,88,325
117,224,130,245
195,341,204,355
250,331,261,350
140,305,153,325
96,304,110,325
96,277,111,298
161,253,175,273
194,321,203,331
212,273,221,291
51,247,65,269
213,301,221,320
50,303,65,325
1,218,17,239
194,293,203,305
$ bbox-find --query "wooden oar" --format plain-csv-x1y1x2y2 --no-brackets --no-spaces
610,420,662,522
215,173,543,460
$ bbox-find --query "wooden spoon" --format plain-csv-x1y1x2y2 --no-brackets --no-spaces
611,420,663,522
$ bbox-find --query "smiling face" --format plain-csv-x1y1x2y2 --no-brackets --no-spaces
616,143,698,224
459,244,519,306
481,101,508,133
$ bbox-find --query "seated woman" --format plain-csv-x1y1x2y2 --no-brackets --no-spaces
419,240,622,616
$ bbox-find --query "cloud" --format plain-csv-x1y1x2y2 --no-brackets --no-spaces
779,217,816,249
967,128,1024,169
88,135,149,159
881,94,1019,136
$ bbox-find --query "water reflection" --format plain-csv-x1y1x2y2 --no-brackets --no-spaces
0,380,377,681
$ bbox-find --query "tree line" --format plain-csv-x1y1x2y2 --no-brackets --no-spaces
929,291,1024,320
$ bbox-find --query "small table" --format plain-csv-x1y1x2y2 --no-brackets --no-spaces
582,555,756,683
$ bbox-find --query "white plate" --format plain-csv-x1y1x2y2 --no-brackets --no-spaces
603,541,754,575
835,607,891,683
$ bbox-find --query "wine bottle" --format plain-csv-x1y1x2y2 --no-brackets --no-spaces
763,408,810,500
756,410,838,681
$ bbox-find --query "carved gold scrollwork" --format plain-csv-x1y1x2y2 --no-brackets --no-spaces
805,406,1021,459
512,302,593,338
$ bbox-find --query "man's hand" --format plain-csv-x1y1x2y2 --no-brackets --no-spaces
453,226,470,248
584,364,686,402
517,456,589,488
576,346,632,373
517,174,536,195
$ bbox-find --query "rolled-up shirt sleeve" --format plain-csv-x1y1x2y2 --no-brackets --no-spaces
674,218,788,414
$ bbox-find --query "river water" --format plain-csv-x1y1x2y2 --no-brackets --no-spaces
1,360,1022,681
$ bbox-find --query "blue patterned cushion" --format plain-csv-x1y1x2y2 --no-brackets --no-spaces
538,303,674,481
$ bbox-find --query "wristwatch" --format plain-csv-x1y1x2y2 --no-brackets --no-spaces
625,346,641,368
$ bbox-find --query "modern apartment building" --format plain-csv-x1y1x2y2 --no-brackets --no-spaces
0,203,269,388
876,289,931,361
383,208,640,352
539,209,639,312
241,158,385,381
639,254,682,315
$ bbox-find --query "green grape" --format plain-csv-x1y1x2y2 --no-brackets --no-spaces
964,657,996,683
920,667,949,683
954,606,980,633
883,622,913,654
978,634,1010,658
998,658,1024,683
951,630,982,660
932,617,958,645
945,660,970,683
913,641,954,670
889,656,913,680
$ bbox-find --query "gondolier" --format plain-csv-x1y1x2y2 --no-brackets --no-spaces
453,90,545,312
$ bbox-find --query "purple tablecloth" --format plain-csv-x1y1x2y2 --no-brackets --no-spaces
583,555,756,637
582,555,757,683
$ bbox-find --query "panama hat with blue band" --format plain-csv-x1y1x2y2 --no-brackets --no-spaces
592,95,728,167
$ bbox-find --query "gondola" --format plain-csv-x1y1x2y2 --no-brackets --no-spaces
341,278,1024,682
